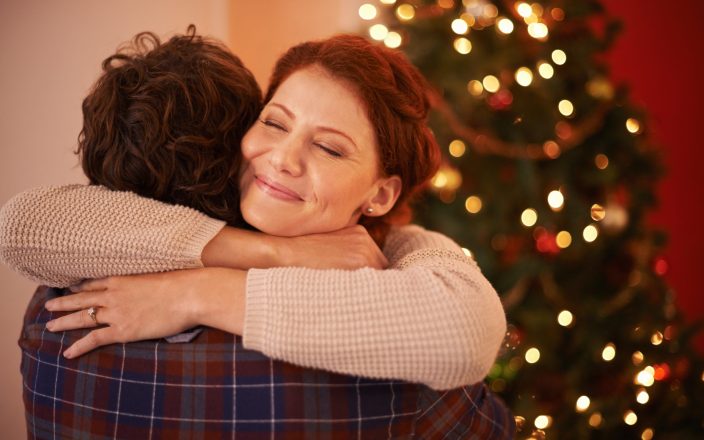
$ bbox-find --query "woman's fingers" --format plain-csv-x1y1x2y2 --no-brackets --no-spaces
69,277,110,293
45,291,105,312
46,307,105,332
63,327,116,359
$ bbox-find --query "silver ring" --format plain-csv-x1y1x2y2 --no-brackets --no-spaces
87,307,98,325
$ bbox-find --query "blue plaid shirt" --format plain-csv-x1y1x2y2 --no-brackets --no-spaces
20,286,514,439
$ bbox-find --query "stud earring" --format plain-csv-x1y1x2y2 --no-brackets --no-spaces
365,207,374,214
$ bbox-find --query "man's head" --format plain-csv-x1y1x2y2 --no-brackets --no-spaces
78,25,261,225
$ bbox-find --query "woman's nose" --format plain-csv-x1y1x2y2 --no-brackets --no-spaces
268,136,304,176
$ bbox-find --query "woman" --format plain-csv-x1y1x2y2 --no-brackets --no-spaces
1,30,513,438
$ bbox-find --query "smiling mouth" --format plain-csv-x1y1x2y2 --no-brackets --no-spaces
254,175,304,202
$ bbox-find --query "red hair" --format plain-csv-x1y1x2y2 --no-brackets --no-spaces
265,34,441,244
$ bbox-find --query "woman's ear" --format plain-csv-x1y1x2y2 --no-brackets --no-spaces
364,175,402,216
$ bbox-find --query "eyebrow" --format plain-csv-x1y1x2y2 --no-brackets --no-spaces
268,102,359,151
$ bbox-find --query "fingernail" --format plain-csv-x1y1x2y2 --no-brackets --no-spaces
46,321,55,331
63,349,74,359
69,284,81,292
45,301,55,311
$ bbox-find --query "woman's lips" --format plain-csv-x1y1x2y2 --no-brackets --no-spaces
254,175,304,202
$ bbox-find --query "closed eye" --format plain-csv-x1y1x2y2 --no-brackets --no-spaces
315,143,343,158
260,119,286,131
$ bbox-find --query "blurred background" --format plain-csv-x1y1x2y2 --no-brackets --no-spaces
1,0,702,437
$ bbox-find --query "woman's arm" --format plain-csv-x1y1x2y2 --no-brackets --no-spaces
0,185,387,287
46,225,506,390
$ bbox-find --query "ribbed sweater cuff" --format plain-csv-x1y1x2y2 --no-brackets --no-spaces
242,269,270,352
180,217,227,267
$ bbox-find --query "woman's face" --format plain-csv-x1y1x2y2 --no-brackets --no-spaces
238,65,397,236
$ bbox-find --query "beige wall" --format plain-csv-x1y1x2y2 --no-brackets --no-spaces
0,0,362,436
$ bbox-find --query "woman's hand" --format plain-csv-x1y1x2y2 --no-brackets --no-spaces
279,226,389,269
44,268,246,358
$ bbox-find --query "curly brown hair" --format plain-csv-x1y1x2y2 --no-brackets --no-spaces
77,25,261,225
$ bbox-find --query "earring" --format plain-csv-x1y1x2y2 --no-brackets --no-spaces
365,207,374,214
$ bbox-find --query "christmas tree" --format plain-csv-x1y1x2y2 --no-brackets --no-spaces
359,0,704,438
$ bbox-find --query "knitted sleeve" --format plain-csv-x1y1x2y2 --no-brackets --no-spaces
0,185,225,287
244,225,507,390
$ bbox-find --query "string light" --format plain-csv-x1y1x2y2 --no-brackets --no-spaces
497,17,514,34
576,395,590,412
550,7,565,21
624,410,638,426
467,79,484,96
543,140,560,158
558,99,574,117
590,204,606,221
632,351,644,365
552,49,567,65
379,0,396,4
527,22,549,39
449,139,466,157
557,310,574,327
368,24,389,41
525,347,541,363
556,231,572,248
465,195,482,213
358,3,377,20
516,2,533,18
636,388,650,404
583,224,598,242
395,4,415,21
515,67,533,86
521,208,538,227
482,75,500,93
537,61,554,79
384,31,402,48
454,37,473,54
635,366,655,387
626,118,641,134
531,3,544,16
602,343,616,361
588,412,602,428
483,3,498,18
461,247,473,258
595,153,609,169
534,415,552,429
651,331,663,346
641,428,654,440
437,0,454,8
451,18,469,35
547,189,564,210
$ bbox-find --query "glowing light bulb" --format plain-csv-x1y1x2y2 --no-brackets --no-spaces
515,67,533,86
556,231,572,248
590,204,605,221
651,331,663,346
552,49,567,65
482,75,500,93
589,412,602,427
454,37,472,54
557,310,573,327
543,140,560,158
525,347,540,363
624,410,638,426
551,7,565,21
632,351,644,365
527,22,548,39
636,367,655,387
467,79,484,96
558,99,574,116
380,0,396,4
449,139,466,157
595,153,609,169
547,190,564,210
437,0,454,8
636,389,650,404
602,343,616,361
626,118,641,134
369,24,389,41
384,31,402,48
576,395,590,412
451,18,469,34
534,415,552,429
497,17,514,34
521,208,538,227
642,428,654,440
465,196,482,214
396,4,415,20
358,4,377,20
538,61,554,79
461,247,473,258
583,224,598,242
483,4,498,18
516,2,532,18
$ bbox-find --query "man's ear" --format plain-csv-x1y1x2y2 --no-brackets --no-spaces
364,175,402,216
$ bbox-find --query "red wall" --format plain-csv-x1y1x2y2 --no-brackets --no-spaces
602,1,704,329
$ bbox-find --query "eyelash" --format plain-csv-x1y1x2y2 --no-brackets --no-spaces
260,118,344,158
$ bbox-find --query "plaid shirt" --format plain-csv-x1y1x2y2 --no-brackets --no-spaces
20,286,514,439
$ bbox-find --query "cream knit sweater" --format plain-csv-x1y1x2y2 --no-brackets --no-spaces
0,185,506,390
